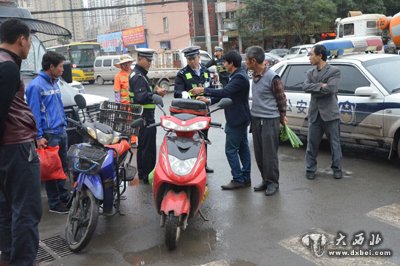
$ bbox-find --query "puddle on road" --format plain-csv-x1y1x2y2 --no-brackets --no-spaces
123,227,219,265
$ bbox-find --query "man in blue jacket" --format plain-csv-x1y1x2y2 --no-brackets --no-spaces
191,50,251,190
26,51,70,214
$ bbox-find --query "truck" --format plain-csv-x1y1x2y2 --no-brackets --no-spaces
0,2,108,147
335,11,400,53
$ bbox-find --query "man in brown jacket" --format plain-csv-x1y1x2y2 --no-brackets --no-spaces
0,19,42,266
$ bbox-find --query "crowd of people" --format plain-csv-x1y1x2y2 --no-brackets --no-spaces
0,18,343,265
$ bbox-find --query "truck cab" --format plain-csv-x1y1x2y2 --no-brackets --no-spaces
335,13,385,38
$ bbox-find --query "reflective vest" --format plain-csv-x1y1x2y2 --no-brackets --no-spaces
114,70,130,104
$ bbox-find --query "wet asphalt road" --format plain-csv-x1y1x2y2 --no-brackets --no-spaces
37,83,400,266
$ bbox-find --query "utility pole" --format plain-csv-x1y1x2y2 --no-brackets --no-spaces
69,0,76,41
237,0,242,53
202,0,212,55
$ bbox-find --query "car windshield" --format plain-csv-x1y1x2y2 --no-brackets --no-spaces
288,47,300,54
363,56,400,93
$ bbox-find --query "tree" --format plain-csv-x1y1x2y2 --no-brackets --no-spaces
237,0,337,44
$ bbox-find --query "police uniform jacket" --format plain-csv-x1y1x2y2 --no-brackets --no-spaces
205,56,229,80
174,64,211,98
129,65,155,123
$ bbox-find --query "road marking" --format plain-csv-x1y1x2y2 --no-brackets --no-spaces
199,260,230,266
366,203,400,229
279,229,396,266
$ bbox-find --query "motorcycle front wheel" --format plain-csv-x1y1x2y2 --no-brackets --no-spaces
65,189,99,252
165,212,181,250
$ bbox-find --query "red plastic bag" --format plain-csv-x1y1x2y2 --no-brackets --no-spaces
36,146,67,181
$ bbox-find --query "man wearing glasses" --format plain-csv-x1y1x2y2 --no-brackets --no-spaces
129,48,167,184
174,46,214,173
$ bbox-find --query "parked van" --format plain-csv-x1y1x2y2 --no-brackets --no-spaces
94,55,123,85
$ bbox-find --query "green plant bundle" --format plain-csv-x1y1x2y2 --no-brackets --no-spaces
280,124,303,148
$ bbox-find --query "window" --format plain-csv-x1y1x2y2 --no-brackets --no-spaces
335,65,370,95
199,13,204,25
163,17,169,33
113,59,120,65
343,24,354,36
367,21,376,28
94,60,102,67
103,59,112,67
282,65,312,92
160,41,171,50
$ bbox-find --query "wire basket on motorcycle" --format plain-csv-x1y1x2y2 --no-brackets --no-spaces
99,101,143,136
67,143,108,175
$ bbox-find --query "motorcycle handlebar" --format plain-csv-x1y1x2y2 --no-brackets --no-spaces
209,122,222,128
66,117,81,127
147,122,161,128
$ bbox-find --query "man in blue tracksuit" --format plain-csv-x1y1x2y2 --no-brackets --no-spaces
26,51,70,214
191,50,252,190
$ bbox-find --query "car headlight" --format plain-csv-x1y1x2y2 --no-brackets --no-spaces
96,129,114,145
168,155,197,176
161,119,208,131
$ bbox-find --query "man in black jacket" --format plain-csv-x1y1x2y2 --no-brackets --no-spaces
205,46,229,87
0,19,42,266
191,50,251,190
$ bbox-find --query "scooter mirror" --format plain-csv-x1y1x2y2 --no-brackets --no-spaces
74,94,87,109
217,98,233,109
131,118,144,128
152,94,164,107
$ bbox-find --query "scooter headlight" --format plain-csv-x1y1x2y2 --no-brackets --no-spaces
96,129,114,145
161,119,208,131
168,155,197,176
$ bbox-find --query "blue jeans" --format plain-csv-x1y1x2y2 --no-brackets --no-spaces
0,142,42,265
225,124,251,184
44,132,70,209
305,115,342,174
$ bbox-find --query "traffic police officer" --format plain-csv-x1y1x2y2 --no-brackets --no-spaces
174,46,214,173
129,48,167,183
205,46,229,87
174,46,212,99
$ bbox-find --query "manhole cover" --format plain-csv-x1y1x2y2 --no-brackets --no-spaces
36,235,73,264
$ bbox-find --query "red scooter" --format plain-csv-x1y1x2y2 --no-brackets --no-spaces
150,95,231,250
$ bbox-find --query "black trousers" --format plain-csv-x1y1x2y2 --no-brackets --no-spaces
137,121,157,181
0,142,42,266
251,117,280,184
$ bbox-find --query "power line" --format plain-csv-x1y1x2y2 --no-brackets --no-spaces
34,10,189,20
31,0,189,14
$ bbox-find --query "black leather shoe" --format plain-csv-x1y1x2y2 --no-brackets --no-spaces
254,182,268,192
333,171,343,179
265,183,279,196
205,166,214,173
221,180,245,190
306,172,316,180
244,180,252,187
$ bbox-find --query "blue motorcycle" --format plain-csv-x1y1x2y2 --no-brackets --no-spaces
65,95,142,252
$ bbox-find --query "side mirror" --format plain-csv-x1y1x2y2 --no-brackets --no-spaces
152,94,164,107
354,87,379,98
74,94,87,109
217,98,233,109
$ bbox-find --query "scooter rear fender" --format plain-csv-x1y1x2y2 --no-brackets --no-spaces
160,190,190,216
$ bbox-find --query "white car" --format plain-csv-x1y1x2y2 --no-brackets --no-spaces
271,38,400,159
283,44,314,60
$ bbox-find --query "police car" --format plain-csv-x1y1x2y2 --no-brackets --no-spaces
270,36,400,159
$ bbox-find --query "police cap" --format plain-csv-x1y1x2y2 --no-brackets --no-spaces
182,46,200,58
214,46,223,52
136,48,155,60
